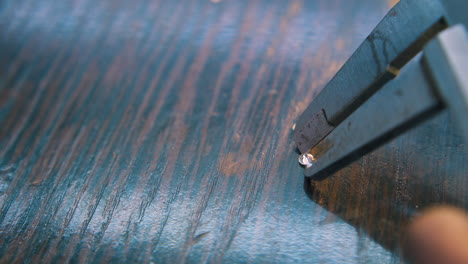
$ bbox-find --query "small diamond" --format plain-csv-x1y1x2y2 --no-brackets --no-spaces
298,153,315,168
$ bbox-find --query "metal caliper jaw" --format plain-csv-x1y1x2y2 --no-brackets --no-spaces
294,0,468,180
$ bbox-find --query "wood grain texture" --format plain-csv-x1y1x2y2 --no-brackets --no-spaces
0,0,466,263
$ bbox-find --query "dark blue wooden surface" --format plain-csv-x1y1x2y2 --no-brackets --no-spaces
0,0,466,263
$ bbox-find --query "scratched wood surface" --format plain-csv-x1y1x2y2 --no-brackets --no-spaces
1,0,467,263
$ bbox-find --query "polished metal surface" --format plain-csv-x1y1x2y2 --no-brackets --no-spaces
423,25,468,143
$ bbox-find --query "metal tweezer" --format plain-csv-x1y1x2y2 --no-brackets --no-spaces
294,0,467,179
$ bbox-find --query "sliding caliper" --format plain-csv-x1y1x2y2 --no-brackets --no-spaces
294,0,467,180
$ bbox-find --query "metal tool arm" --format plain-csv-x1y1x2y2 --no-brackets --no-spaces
294,0,468,154
303,25,468,179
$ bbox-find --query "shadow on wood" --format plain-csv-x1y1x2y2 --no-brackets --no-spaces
303,110,467,253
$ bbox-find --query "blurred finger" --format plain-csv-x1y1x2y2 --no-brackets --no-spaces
403,206,468,264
